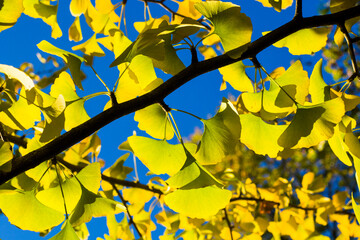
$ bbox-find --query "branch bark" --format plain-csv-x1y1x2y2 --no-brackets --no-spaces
1,5,360,185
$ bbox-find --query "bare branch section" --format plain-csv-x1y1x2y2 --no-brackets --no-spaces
1,6,360,185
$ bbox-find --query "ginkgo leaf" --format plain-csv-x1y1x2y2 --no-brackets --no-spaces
64,99,90,131
37,41,85,90
42,94,66,122
266,27,331,55
70,0,90,17
0,90,41,130
173,0,202,23
278,98,345,149
49,220,80,240
195,99,240,165
128,136,196,176
330,0,358,13
76,162,102,194
195,1,252,53
50,72,80,102
72,34,105,57
134,104,173,140
0,64,34,90
166,150,223,189
40,112,65,142
164,186,232,218
69,184,125,227
255,0,293,11
240,113,287,158
36,175,82,214
84,2,118,35
0,0,24,32
103,153,133,180
23,0,62,38
219,61,254,92
328,116,360,166
126,55,158,89
0,141,13,171
309,59,331,104
0,190,64,231
69,17,83,42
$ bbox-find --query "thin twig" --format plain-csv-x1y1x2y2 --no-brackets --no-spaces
223,208,234,240
294,0,303,19
112,183,143,239
340,23,359,79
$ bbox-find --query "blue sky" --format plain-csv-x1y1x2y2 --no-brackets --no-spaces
0,0,327,239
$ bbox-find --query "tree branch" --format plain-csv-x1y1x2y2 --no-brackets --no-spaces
294,0,303,19
223,208,234,240
1,5,360,185
340,23,359,79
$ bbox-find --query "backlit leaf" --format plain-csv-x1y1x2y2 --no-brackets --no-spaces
0,64,34,90
164,186,232,218
64,99,90,131
266,28,331,55
195,99,240,165
240,113,287,158
36,175,82,214
128,136,194,175
0,190,64,231
37,41,85,90
23,0,62,38
195,1,252,52
76,162,102,194
103,153,132,180
255,0,293,11
69,17,83,42
49,220,80,240
0,0,23,32
219,61,254,92
70,0,90,17
309,59,330,104
0,141,13,170
69,184,125,226
42,94,66,122
173,0,202,23
50,72,80,102
352,194,360,225
134,104,173,140
72,34,105,57
278,98,345,149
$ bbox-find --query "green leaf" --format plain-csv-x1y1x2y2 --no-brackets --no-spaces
0,0,24,32
64,99,90,131
309,59,331,104
37,41,85,90
23,0,62,38
42,94,66,122
50,71,80,102
103,153,133,180
0,89,41,130
266,28,331,55
166,150,223,189
164,186,232,218
76,162,102,194
72,33,105,57
240,113,287,158
255,0,293,11
219,61,254,92
0,190,64,231
195,1,252,52
134,104,173,140
195,99,240,165
278,98,345,149
0,141,13,171
36,175,82,214
328,116,360,166
0,64,34,90
128,136,196,176
69,184,125,226
49,220,80,240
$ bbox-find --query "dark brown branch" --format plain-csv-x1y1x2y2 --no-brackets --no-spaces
57,158,163,195
1,5,360,185
223,208,234,240
340,23,359,79
0,124,27,148
112,183,143,239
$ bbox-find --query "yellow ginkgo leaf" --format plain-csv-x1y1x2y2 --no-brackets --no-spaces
0,0,24,32
72,34,105,57
70,0,90,17
69,17,83,42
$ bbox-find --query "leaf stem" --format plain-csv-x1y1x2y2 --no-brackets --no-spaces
340,23,359,80
89,65,111,93
111,183,143,239
223,208,234,240
168,111,183,143
172,108,202,120
55,161,69,219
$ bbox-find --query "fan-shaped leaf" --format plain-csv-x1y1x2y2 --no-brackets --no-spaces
64,99,90,131
37,41,85,89
195,1,252,53
128,136,196,175
49,220,80,240
255,0,293,11
69,17,83,42
309,59,330,104
134,104,173,140
278,98,345,149
72,34,105,57
195,99,240,165
240,113,287,158
76,162,102,194
70,0,90,17
0,0,24,32
219,61,253,92
164,186,232,218
0,141,13,171
50,72,80,102
266,28,331,55
0,190,64,231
